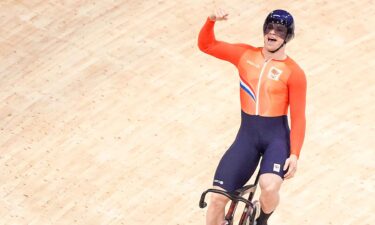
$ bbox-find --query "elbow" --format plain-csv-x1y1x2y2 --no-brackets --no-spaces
197,33,215,53
198,40,209,53
198,41,216,54
290,112,306,131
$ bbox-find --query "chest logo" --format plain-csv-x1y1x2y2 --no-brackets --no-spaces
268,66,283,81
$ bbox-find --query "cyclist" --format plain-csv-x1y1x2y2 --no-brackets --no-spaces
198,8,307,225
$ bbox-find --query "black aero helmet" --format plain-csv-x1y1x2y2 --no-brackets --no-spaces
263,9,295,43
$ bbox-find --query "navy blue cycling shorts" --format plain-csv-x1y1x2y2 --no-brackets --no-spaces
213,111,291,192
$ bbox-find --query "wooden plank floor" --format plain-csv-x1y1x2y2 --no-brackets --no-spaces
0,1,374,224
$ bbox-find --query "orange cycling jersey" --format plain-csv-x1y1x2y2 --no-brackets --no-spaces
198,18,307,158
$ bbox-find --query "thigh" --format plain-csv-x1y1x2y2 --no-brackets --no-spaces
213,130,261,193
259,138,290,179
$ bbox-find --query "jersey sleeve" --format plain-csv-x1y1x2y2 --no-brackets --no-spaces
287,67,307,158
198,18,247,66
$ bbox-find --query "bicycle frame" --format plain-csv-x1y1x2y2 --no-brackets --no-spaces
199,171,261,225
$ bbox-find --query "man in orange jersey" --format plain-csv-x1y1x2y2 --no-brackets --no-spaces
198,8,307,225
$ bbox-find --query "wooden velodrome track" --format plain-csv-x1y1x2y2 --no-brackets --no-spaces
0,1,374,225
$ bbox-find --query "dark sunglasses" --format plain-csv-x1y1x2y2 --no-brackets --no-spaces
265,23,288,38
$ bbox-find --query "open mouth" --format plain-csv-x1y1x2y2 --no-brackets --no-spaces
268,37,277,42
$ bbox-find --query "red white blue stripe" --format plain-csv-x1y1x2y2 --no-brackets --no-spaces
240,77,256,102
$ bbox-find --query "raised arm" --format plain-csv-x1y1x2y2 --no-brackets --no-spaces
198,10,247,66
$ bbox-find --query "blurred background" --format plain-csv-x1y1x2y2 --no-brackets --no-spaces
0,1,374,224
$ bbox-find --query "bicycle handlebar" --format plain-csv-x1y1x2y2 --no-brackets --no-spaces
199,189,254,208
199,170,261,209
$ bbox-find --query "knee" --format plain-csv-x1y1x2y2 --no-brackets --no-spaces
260,182,278,194
259,175,282,195
210,193,230,209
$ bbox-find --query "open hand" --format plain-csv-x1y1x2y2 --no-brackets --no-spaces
283,154,298,179
209,8,229,21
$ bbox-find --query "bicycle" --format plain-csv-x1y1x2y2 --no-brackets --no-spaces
199,171,261,225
